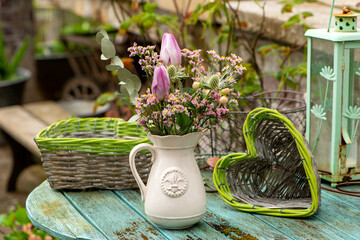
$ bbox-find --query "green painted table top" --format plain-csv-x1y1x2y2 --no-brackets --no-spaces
26,171,360,240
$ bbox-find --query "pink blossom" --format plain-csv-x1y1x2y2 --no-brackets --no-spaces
152,65,170,100
160,33,181,66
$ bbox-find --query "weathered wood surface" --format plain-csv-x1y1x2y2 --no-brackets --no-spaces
26,182,107,240
24,101,71,125
0,102,71,157
27,173,360,240
0,105,47,157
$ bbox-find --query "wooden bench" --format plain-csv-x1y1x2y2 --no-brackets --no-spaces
0,101,71,191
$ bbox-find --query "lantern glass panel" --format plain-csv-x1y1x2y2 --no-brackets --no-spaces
309,38,334,172
345,48,360,169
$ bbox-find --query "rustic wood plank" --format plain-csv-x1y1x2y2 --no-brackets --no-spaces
26,181,107,240
202,170,353,240
204,193,291,240
312,193,360,239
197,169,290,239
0,105,47,157
115,190,230,240
24,101,71,125
63,190,167,240
321,183,360,210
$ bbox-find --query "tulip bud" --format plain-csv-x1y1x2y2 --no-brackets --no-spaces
192,81,200,90
209,75,219,89
167,65,176,79
152,65,170,100
160,33,181,66
220,88,230,95
220,96,229,105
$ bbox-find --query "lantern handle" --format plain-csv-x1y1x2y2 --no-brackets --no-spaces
327,0,336,32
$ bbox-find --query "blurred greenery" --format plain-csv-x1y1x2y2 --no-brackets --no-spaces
0,25,29,81
0,204,58,240
35,14,116,56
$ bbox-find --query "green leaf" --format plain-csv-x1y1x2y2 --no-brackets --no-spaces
95,30,109,44
285,77,297,89
96,92,118,106
282,14,300,28
176,113,190,130
302,11,313,19
3,210,15,229
14,204,30,225
281,4,293,13
119,19,131,31
3,231,29,240
217,33,228,44
0,214,7,226
141,13,156,29
32,228,47,239
293,0,304,4
101,38,116,59
243,84,261,95
143,3,158,13
288,14,301,22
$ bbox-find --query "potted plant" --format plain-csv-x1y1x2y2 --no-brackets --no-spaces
0,26,30,107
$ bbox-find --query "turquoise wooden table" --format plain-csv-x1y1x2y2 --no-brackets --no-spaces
26,170,360,240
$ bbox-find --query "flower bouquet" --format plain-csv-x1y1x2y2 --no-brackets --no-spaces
96,30,246,229
96,31,245,136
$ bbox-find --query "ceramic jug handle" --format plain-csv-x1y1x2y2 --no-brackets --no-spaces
129,143,156,202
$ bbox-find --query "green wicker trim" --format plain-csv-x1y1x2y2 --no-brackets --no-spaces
35,118,150,156
213,108,320,217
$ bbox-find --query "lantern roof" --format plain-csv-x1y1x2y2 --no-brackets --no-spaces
333,13,359,17
305,28,360,42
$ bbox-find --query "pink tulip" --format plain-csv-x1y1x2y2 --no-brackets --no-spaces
160,33,181,66
152,65,170,100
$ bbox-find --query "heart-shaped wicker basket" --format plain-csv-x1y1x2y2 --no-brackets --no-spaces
213,108,321,217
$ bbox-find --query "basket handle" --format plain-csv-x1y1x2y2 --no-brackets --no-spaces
129,143,156,202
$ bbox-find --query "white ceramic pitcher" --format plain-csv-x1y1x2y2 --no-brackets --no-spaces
129,132,207,229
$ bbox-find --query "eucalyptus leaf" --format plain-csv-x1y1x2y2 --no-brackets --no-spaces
96,30,109,44
120,84,129,97
128,114,140,123
128,91,139,105
117,68,141,92
112,56,124,68
101,54,109,60
106,64,120,71
101,38,116,59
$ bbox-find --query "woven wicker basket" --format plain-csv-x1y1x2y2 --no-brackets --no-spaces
35,118,151,190
213,108,320,217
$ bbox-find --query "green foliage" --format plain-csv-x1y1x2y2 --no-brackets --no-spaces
234,63,261,95
96,30,142,108
118,3,179,39
0,204,57,240
0,26,29,80
279,0,313,30
61,18,116,36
